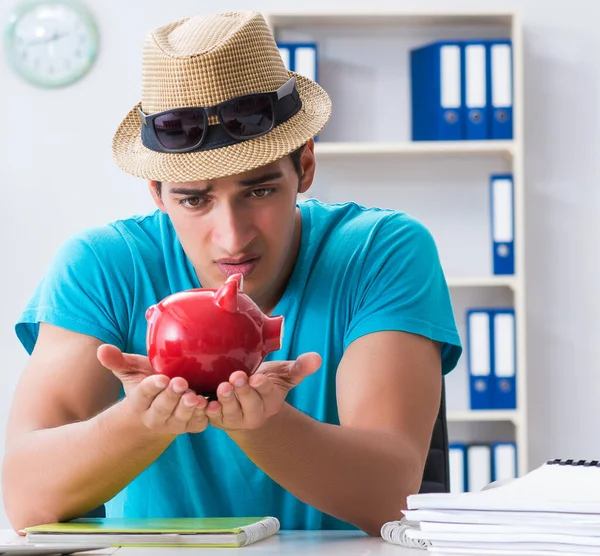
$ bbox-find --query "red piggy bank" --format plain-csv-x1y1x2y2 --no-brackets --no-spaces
145,274,284,398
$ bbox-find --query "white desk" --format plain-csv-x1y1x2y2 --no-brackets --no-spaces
1,530,422,555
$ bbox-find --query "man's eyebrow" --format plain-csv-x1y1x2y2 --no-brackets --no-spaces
169,185,213,196
237,171,284,187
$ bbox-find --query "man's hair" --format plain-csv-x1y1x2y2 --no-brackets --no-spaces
288,143,306,177
155,143,306,197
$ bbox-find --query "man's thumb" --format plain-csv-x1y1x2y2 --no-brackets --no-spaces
97,344,131,374
290,352,322,378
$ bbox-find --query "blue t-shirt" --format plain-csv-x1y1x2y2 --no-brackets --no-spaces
15,199,462,530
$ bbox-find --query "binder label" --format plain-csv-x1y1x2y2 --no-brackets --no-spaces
441,45,461,109
494,313,515,378
469,312,490,376
466,45,486,108
492,44,513,108
492,178,514,243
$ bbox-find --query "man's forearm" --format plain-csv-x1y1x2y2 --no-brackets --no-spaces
2,400,174,532
228,403,424,536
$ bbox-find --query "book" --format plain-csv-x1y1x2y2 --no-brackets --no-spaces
381,459,600,555
23,516,280,548
0,545,110,555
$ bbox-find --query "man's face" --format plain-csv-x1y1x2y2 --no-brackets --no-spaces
150,142,315,310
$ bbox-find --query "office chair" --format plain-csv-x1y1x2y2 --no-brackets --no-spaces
419,378,450,493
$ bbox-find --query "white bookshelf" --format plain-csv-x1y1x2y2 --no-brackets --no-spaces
265,11,528,478
314,140,515,159
448,410,521,426
265,11,514,27
447,276,517,290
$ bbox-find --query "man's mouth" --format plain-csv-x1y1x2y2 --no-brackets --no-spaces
215,257,259,277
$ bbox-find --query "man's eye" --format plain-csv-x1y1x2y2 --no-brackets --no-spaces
180,197,206,208
250,188,275,198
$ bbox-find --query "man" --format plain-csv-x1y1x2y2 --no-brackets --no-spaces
2,11,462,536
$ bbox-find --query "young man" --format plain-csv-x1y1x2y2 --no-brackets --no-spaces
2,11,462,536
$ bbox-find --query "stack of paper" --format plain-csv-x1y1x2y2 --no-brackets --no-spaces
383,459,600,555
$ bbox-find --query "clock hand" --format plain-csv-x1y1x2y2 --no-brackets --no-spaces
24,31,70,46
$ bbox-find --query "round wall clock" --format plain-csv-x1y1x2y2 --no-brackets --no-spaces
4,0,99,88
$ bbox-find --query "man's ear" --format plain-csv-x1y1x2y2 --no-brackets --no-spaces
148,180,166,212
298,139,315,195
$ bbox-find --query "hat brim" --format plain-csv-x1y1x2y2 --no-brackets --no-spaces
111,72,332,182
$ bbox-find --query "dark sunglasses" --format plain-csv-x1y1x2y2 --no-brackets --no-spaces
138,76,301,153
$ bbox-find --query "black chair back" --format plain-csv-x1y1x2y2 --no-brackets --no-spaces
419,379,450,493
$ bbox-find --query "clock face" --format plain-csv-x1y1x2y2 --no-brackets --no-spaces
5,0,99,88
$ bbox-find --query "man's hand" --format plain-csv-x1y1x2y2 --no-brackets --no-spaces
205,353,321,431
97,344,208,436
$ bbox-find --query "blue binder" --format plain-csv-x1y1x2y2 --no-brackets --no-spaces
486,39,513,139
491,441,518,481
490,173,515,275
491,309,517,409
461,41,488,140
276,42,318,82
466,309,493,410
410,40,463,141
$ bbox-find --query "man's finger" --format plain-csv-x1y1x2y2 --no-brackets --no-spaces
249,372,274,398
231,372,264,426
205,400,224,426
132,374,170,410
217,382,243,424
167,391,199,429
145,379,188,426
187,405,209,434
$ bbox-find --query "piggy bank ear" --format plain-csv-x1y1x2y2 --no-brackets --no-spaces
225,273,243,291
214,274,242,313
145,304,157,321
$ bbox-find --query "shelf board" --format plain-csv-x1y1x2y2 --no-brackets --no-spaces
448,410,520,425
447,276,517,290
314,141,514,158
266,11,515,28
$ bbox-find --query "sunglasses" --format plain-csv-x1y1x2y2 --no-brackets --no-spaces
138,77,301,153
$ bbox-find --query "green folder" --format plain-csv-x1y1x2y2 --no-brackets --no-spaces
24,516,280,548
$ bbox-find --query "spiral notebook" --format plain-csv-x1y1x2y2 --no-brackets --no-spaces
382,459,600,554
408,458,600,513
23,517,280,548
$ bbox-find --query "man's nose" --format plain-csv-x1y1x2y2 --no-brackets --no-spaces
211,204,254,254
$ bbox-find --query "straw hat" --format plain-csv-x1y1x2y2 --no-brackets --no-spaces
112,11,332,182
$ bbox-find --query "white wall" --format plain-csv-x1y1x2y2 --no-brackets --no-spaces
1,0,598,527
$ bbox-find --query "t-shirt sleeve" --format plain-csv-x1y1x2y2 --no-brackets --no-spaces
344,213,462,375
15,227,132,354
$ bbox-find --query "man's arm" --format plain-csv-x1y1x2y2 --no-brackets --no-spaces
227,330,442,536
2,323,206,532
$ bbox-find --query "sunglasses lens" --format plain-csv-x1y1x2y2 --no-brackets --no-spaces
219,96,274,138
153,110,205,150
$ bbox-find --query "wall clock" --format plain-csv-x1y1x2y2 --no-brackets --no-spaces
4,0,99,88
